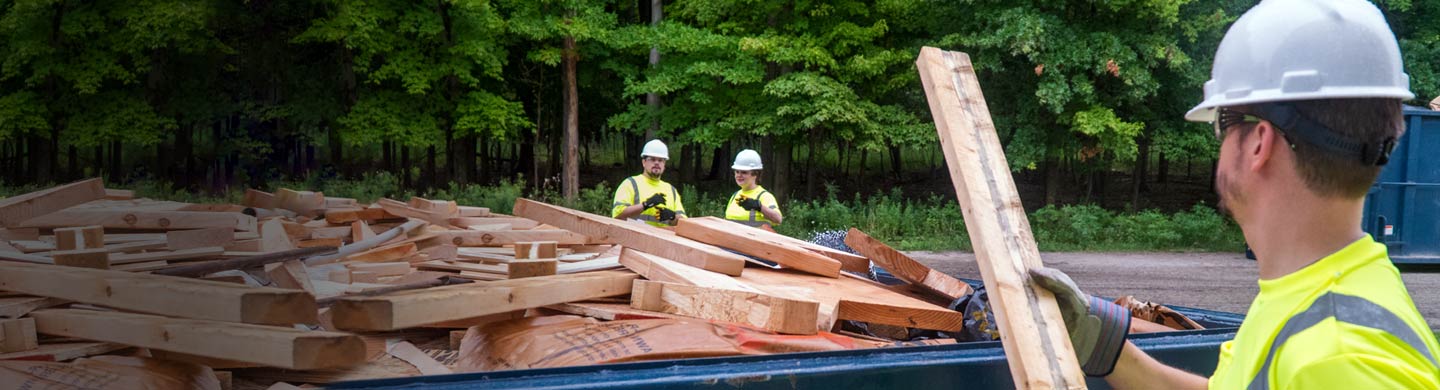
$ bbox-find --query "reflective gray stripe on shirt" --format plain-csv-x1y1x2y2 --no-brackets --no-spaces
1248,292,1439,390
626,177,640,205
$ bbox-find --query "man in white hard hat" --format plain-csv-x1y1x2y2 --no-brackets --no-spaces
611,139,686,227
1029,0,1440,388
724,149,783,229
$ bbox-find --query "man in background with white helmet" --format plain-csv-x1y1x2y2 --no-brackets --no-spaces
1029,0,1440,388
611,139,686,227
724,149,783,230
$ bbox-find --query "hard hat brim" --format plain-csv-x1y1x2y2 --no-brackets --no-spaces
1184,86,1415,122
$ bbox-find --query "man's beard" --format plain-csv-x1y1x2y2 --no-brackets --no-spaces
644,168,662,179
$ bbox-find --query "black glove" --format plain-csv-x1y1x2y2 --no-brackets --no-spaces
1029,267,1132,377
642,193,667,210
657,208,678,224
737,197,763,211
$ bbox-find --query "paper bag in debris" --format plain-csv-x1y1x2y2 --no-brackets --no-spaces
456,315,877,372
0,355,221,390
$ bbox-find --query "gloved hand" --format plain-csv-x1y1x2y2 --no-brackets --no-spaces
642,193,667,210
657,208,678,224
736,197,763,211
1029,267,1131,377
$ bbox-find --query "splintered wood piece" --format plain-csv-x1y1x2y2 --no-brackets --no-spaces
419,244,457,262
507,259,557,279
435,230,595,247
917,46,1084,388
54,225,104,250
632,279,820,335
50,248,110,269
845,228,974,301
0,317,37,352
167,227,235,250
0,261,318,325
557,256,622,273
20,209,257,231
31,309,364,370
449,217,538,230
514,199,745,276
676,217,842,278
0,178,106,227
378,198,456,228
618,248,761,293
329,271,637,331
514,241,558,259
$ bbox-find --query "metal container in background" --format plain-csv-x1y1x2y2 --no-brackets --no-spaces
1366,107,1440,264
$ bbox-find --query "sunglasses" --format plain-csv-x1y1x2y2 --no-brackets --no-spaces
1214,108,1264,141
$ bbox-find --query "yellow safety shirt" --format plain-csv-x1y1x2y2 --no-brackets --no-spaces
724,186,781,228
1209,235,1440,390
611,174,685,227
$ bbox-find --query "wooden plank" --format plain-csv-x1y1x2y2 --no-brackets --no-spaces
326,208,402,224
310,226,352,240
0,228,39,241
348,242,417,263
917,46,1083,388
0,341,126,361
0,251,54,265
243,189,277,208
457,206,490,217
435,230,595,247
737,267,964,332
0,317,37,352
113,260,169,272
109,246,224,265
419,243,457,261
557,256,622,273
20,209,258,231
676,217,841,278
0,261,318,325
0,296,68,318
167,227,235,250
632,279,819,335
274,188,325,216
416,260,505,274
9,240,54,253
30,309,364,370
54,225,103,250
300,237,344,248
305,220,427,266
261,218,297,252
544,302,685,321
0,178,106,227
265,260,315,294
104,188,135,200
618,248,760,293
347,262,412,277
329,271,637,331
50,248,110,269
514,241,558,259
514,199,745,276
378,198,455,227
152,246,334,277
845,228,974,301
449,217,538,230
507,259,557,279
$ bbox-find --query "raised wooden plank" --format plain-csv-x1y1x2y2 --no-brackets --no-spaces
618,248,760,293
243,189,277,208
507,259,557,279
676,217,841,278
514,199,745,276
20,209,258,231
31,309,363,370
109,246,224,265
310,226,352,240
0,296,68,318
917,46,1084,388
0,341,126,361
419,243,457,261
738,267,964,332
0,178,106,227
168,227,234,250
54,225,103,250
0,317,37,352
514,241,558,259
632,279,819,335
416,260,505,274
449,217,538,230
50,248,110,269
0,261,318,325
0,228,39,241
435,230,595,247
329,271,637,331
845,228,974,301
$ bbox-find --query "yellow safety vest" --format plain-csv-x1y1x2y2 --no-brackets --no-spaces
724,186,781,228
610,174,685,227
1209,235,1440,390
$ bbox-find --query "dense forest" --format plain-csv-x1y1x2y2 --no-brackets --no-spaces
1,0,1437,210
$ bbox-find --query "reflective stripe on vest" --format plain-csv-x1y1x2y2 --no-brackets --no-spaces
1248,292,1439,390
626,177,640,205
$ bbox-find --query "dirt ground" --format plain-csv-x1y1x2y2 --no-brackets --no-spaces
906,251,1440,328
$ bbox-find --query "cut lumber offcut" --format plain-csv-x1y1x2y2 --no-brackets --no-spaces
299,237,344,248
329,271,638,331
738,267,964,332
306,220,426,266
378,198,455,228
30,309,364,370
0,261,318,325
326,208,402,224
348,242,417,263
50,248,110,269
507,259,557,279
845,228,974,301
0,228,39,241
310,226,351,240
387,341,451,376
108,246,225,265
0,341,127,361
917,46,1084,389
419,243,457,262
350,271,380,283
514,199,745,276
618,248,761,293
54,225,104,250
457,206,490,217
632,279,820,335
557,256,622,273
19,209,258,231
346,262,411,277
113,260,169,272
514,241,558,259
0,251,54,265
0,317,37,352
435,229,595,247
545,302,685,321
416,260,506,274
243,189,277,208
676,217,841,278
260,218,296,252
0,178,106,227
274,188,325,216
265,260,315,294
168,227,234,250
152,246,333,277
0,296,67,318
104,188,135,200
449,217,538,230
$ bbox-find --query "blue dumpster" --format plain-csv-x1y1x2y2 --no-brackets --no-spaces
1365,107,1440,264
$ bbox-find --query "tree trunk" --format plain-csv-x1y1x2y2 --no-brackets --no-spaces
645,0,662,140
67,145,78,180
888,142,902,180
707,145,725,180
178,124,193,189
1131,138,1149,209
401,145,411,188
109,140,123,183
562,28,580,201
520,130,536,187
426,145,437,189
1157,152,1169,184
805,128,820,198
1044,156,1060,206
772,139,792,203
93,146,104,181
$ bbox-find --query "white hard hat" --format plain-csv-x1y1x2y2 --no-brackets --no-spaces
731,149,763,170
1184,0,1414,122
641,139,669,160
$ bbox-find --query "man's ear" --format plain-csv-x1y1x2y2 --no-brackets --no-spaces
1248,122,1280,172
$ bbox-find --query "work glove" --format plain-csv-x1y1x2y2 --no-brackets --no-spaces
642,193,667,210
656,208,678,224
1029,267,1131,377
736,197,763,212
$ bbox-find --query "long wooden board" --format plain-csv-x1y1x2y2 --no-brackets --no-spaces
449,217,540,230
737,267,963,332
433,229,596,247
618,248,761,293
676,217,841,278
0,261,317,325
19,209,257,231
845,228,974,301
632,279,820,335
916,46,1084,389
329,271,637,331
30,309,363,370
514,199,746,276
0,178,106,227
